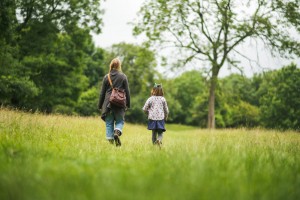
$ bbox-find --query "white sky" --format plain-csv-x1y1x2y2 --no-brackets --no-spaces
92,0,299,77
92,0,144,48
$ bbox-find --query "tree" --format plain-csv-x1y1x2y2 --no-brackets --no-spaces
76,87,100,116
21,26,105,113
75,45,106,116
0,0,39,107
164,70,207,125
218,74,260,127
14,0,103,34
84,48,106,88
134,0,300,128
0,0,104,112
259,63,300,130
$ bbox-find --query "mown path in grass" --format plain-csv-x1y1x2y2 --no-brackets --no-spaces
0,108,299,200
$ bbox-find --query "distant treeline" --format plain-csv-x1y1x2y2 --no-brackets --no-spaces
0,0,299,130
1,34,299,131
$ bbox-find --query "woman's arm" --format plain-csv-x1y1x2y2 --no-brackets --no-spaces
124,75,131,108
98,75,107,110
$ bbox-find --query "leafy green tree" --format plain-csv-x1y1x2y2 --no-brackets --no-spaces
0,0,32,105
15,0,103,34
21,26,98,113
220,74,257,104
84,48,106,88
74,46,107,117
76,87,100,116
0,37,39,107
134,0,300,128
0,53,39,107
186,92,209,127
0,0,39,106
218,100,259,128
218,74,259,127
0,0,16,42
0,0,104,112
247,74,267,107
260,63,300,130
164,70,207,125
74,46,106,116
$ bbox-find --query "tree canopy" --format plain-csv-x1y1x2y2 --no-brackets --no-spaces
0,0,299,130
0,0,104,113
134,0,300,128
260,63,300,130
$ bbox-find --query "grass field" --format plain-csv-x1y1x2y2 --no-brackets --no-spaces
0,108,299,200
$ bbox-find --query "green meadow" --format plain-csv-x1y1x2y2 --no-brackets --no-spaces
0,108,299,200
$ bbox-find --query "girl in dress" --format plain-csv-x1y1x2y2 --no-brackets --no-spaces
143,84,169,146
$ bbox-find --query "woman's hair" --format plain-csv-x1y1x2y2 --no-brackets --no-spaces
151,84,164,96
109,58,122,72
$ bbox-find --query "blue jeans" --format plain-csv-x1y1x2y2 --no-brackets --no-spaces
105,111,124,139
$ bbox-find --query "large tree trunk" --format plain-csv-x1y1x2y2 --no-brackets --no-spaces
207,69,218,129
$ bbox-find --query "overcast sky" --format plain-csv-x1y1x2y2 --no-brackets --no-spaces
92,0,299,77
92,0,144,48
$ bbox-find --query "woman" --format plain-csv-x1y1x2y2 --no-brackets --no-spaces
98,58,130,146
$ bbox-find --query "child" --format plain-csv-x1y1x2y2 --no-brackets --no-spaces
143,83,169,147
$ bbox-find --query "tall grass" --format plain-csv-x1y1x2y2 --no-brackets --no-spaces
0,108,299,200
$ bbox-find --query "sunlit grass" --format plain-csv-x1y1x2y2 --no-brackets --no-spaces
0,108,299,200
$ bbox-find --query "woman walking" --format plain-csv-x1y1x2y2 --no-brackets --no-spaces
98,58,130,146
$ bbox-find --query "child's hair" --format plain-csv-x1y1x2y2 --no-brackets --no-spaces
151,83,164,96
109,58,122,72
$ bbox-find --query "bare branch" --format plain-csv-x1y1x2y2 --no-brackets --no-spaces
232,48,261,69
165,27,200,54
221,0,263,67
177,6,205,55
195,1,214,44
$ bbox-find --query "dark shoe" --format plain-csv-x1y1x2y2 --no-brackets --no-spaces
114,130,121,147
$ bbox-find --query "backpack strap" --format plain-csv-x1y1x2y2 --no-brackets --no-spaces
107,74,113,88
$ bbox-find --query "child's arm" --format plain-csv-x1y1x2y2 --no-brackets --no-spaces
142,98,151,114
163,98,169,121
